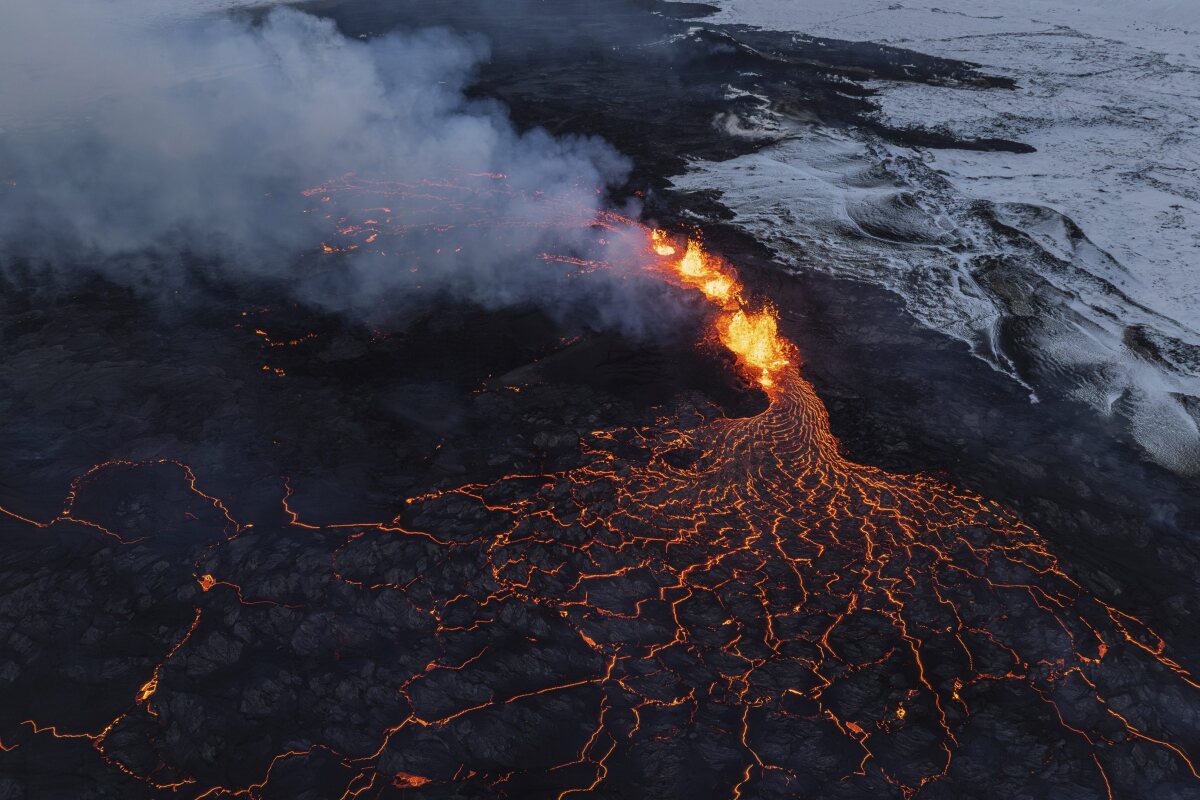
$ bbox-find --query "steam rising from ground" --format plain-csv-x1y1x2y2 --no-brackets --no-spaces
0,1,659,331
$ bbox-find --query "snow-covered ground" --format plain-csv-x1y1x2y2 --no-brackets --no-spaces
670,0,1200,473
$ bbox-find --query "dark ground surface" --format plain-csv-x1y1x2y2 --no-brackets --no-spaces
1,1,1198,798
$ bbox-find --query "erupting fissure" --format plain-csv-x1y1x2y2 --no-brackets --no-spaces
2,178,1198,799
651,229,789,388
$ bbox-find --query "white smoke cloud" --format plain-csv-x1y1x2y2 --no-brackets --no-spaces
0,0,674,333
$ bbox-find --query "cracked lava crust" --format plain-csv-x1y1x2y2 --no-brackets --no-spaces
1,206,1197,800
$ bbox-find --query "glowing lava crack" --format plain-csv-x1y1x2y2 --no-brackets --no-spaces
2,207,1198,799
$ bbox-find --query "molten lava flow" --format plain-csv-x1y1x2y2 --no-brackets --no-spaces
392,772,433,789
670,238,740,305
4,180,1199,800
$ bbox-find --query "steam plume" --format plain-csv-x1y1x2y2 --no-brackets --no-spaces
0,1,669,332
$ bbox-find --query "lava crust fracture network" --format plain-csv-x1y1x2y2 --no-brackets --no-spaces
1,184,1198,800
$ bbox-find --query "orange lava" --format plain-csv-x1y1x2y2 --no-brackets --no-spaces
648,230,790,388
3,180,1197,800
392,772,433,789
721,308,789,388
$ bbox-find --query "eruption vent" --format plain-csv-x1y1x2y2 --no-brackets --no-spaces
651,230,790,387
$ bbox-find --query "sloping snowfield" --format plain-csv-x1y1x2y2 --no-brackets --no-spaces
669,0,1200,474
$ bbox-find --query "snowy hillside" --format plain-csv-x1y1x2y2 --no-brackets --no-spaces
669,0,1200,473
